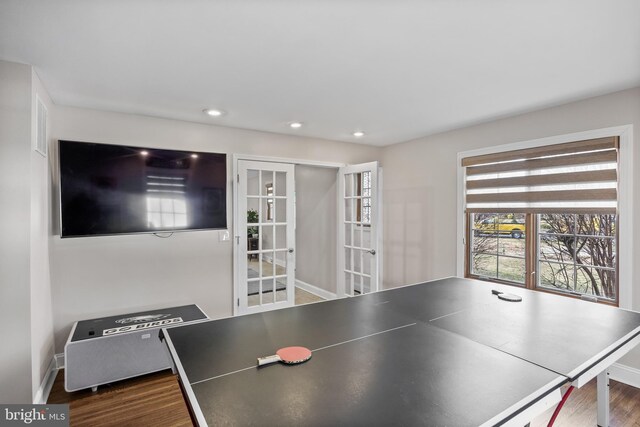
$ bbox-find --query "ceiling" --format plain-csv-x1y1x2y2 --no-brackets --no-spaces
1,0,639,146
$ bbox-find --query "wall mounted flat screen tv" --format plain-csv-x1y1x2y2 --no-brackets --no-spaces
59,140,227,238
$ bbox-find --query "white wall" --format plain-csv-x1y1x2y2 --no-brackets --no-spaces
380,87,640,367
0,61,56,403
50,106,380,352
30,70,56,401
295,165,338,294
0,60,33,403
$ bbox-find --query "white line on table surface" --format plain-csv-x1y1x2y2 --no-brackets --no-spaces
189,322,418,386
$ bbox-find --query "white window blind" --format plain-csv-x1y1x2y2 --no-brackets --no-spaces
462,137,619,214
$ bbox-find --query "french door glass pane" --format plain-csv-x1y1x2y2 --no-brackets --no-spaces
248,279,260,307
274,225,287,250
261,198,272,222
262,226,274,250
362,251,371,276
362,276,371,294
247,198,259,223
345,224,352,246
345,248,352,271
353,227,362,248
276,286,287,302
275,251,287,274
344,199,353,222
353,250,361,274
261,171,273,196
262,278,274,303
275,199,286,222
344,174,354,197
247,170,259,196
275,171,286,197
353,274,362,294
344,272,352,293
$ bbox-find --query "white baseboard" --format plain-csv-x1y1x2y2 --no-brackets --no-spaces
54,353,65,370
609,362,640,389
295,279,336,300
260,255,287,269
33,357,58,404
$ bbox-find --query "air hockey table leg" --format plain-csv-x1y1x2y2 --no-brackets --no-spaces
597,370,610,427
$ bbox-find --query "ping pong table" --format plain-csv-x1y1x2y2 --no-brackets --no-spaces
162,277,640,426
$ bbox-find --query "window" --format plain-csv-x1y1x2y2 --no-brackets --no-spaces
470,213,527,284
463,137,619,305
538,213,616,300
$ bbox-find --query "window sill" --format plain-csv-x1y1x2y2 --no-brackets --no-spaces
466,274,618,307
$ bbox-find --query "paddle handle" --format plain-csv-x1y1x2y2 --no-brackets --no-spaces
257,354,281,366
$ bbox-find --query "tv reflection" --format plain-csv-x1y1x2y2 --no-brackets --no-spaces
145,174,188,229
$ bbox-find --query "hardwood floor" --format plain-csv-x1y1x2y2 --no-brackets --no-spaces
295,286,325,305
48,369,192,427
246,286,326,306
531,380,640,427
48,368,640,426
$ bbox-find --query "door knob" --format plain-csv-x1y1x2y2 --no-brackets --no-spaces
288,248,294,253
367,249,376,255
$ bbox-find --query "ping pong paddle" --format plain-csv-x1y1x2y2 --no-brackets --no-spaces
491,289,523,302
257,346,312,366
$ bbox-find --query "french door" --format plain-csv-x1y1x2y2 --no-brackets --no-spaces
237,160,295,314
338,162,380,297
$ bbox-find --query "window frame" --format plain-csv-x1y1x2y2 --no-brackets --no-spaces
456,125,633,309
465,211,619,306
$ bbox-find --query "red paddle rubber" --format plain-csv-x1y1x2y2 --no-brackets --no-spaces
257,346,312,366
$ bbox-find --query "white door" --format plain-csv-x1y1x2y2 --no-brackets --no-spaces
338,162,380,297
237,160,295,314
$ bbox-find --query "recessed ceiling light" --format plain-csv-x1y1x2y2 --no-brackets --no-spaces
140,150,149,156
203,108,225,117
353,131,365,137
191,153,198,159
289,122,303,129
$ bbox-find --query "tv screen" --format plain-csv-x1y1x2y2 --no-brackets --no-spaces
59,140,227,238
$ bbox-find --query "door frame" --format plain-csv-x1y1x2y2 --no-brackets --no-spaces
232,154,346,315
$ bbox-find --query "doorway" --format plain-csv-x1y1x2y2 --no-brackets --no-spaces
234,156,381,315
293,164,340,303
